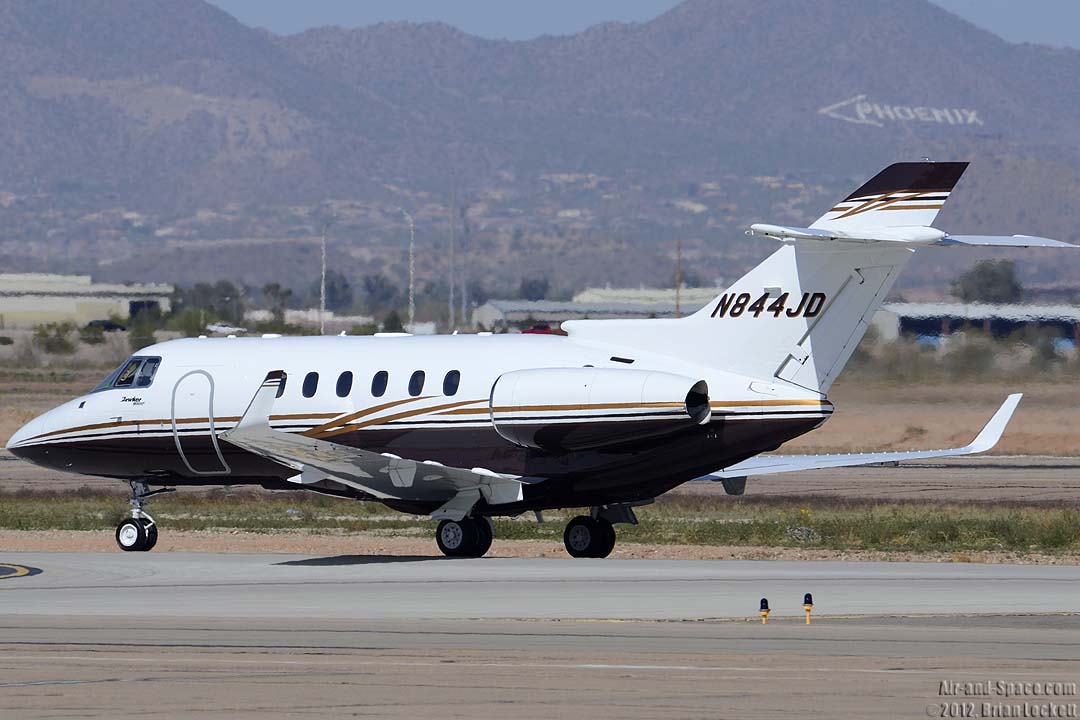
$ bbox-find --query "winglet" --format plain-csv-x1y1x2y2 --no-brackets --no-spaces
231,371,286,433
965,393,1022,453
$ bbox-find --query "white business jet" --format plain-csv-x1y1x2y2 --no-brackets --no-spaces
7,162,1071,557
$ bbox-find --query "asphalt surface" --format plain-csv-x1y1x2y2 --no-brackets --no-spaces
1,555,1078,718
2,554,1080,619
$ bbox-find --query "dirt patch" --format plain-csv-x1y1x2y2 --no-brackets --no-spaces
3,529,1078,564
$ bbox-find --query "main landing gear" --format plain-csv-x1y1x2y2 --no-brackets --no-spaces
115,481,173,552
563,515,616,558
562,504,643,559
435,517,494,558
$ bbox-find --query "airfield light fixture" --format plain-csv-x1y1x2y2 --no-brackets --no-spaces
803,593,814,625
759,597,770,624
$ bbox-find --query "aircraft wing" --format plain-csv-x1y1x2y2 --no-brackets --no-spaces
701,394,1021,479
220,371,534,520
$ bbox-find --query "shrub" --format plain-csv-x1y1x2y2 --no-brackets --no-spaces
79,324,106,345
33,322,76,355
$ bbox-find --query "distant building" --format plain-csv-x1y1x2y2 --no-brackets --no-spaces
473,287,724,330
873,302,1080,343
0,273,173,328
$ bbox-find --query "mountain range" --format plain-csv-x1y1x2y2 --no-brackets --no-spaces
1,0,1078,303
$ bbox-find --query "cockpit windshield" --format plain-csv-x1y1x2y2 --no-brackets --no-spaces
93,356,162,392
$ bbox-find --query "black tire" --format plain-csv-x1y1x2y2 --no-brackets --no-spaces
470,517,494,558
116,518,147,552
436,519,479,557
564,516,602,558
139,518,159,552
592,517,616,559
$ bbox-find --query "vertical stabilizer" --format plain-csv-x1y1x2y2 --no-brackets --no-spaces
811,161,967,233
565,162,970,395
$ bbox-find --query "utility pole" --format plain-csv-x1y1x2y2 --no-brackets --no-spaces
448,191,456,331
399,208,416,331
319,205,336,336
459,204,469,328
675,238,682,317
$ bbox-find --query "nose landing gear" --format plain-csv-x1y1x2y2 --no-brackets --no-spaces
115,481,172,552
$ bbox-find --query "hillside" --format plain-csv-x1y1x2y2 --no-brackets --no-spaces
0,0,1078,301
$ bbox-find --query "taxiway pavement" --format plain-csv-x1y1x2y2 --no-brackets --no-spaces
2,555,1078,718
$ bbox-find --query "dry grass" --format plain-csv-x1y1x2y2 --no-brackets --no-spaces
1,486,1077,555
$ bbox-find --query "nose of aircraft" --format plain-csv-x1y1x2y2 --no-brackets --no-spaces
6,412,46,456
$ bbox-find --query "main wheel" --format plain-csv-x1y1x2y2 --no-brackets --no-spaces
139,518,159,552
593,517,616,559
436,519,477,557
116,518,148,552
472,517,494,558
564,516,615,558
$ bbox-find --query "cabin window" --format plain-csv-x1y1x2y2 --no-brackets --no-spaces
336,371,353,398
135,358,160,387
408,370,426,397
114,359,142,388
302,372,319,398
371,371,388,397
94,356,163,392
443,370,460,396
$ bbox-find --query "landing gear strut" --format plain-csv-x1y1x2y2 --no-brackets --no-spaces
435,517,494,558
115,481,172,552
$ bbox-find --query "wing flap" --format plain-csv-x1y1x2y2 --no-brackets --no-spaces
702,394,1021,479
220,372,532,516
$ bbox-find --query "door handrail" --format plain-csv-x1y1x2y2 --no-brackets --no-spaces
171,369,232,476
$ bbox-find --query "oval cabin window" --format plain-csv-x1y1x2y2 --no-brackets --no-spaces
371,371,388,398
443,370,460,396
336,371,353,398
302,372,319,398
408,371,426,397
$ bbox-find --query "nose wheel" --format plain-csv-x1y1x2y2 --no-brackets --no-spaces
115,481,171,552
116,517,158,552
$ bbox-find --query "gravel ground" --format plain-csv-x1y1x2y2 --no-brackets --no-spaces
3,529,1078,564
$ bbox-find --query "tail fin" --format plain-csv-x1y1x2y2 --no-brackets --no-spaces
686,162,971,392
565,162,969,395
811,161,967,232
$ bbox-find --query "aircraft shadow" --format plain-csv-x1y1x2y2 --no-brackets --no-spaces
275,554,446,566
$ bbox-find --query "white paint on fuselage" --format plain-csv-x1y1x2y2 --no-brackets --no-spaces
8,332,824,450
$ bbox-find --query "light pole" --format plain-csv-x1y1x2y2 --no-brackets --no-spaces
399,208,415,331
319,206,335,336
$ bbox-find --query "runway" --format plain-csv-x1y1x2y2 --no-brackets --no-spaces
2,554,1080,619
1,555,1078,718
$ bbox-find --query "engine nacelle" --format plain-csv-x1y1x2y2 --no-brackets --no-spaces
490,367,710,451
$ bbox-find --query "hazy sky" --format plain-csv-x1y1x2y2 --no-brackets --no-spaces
209,0,1080,49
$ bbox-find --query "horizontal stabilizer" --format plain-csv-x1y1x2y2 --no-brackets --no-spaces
701,394,1021,479
749,224,1074,248
749,223,944,244
937,234,1076,248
